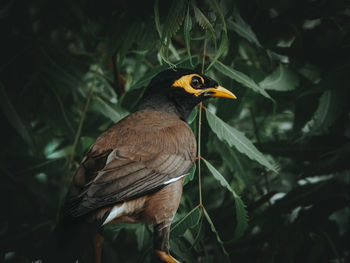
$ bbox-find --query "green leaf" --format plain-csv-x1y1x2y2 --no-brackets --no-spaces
213,60,273,100
227,9,261,47
304,89,346,135
207,33,228,70
259,64,299,91
206,110,278,172
208,0,227,30
206,0,228,71
157,0,186,65
184,164,196,185
130,66,169,91
92,96,122,122
187,107,198,124
161,0,186,45
184,4,193,66
46,145,73,159
171,206,201,237
0,82,36,149
206,0,228,70
203,159,248,239
153,0,162,39
202,207,230,259
193,5,216,45
135,225,147,251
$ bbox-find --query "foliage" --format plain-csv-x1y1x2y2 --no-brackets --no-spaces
1,0,350,262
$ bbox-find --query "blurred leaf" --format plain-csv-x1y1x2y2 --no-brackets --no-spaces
227,9,261,47
46,145,72,159
92,95,122,122
206,110,278,172
304,89,347,136
184,4,193,66
0,82,36,150
207,33,228,70
203,159,248,239
135,225,147,251
259,64,299,91
154,0,162,38
213,61,273,100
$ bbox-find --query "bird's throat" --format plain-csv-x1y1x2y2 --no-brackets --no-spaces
137,94,198,122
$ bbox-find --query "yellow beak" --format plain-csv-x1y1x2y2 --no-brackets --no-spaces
204,86,237,99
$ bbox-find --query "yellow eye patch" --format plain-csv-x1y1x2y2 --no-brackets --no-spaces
171,74,205,96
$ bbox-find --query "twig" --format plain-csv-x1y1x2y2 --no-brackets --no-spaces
197,38,207,206
69,75,97,167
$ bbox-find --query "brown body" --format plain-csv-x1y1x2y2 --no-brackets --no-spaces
63,108,196,262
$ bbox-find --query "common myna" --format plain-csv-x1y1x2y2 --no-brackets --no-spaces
46,68,236,263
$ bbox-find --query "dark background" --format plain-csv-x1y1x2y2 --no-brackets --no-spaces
1,0,349,262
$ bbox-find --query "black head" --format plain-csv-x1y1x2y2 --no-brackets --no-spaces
138,68,236,120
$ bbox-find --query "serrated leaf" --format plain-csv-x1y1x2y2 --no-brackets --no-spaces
157,0,186,65
206,0,228,70
92,96,121,122
0,82,36,149
161,0,186,44
227,9,261,47
213,60,273,100
193,5,216,45
202,207,230,259
171,207,201,237
184,5,193,66
203,159,248,239
259,64,299,91
206,110,278,172
208,0,226,31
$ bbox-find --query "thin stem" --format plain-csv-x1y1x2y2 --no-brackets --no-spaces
198,103,203,206
201,39,207,73
248,106,261,147
197,38,207,206
69,75,97,168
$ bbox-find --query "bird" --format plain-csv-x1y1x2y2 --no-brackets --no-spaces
45,68,236,263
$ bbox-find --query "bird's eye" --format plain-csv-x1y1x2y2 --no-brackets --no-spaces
191,77,202,89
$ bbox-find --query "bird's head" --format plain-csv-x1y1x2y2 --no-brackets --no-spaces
139,68,236,120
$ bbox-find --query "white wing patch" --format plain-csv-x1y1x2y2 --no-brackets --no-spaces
102,203,125,225
163,173,188,185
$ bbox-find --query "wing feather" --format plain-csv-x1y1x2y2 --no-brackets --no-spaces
64,109,196,217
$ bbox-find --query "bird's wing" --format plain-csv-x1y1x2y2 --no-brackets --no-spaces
64,110,196,217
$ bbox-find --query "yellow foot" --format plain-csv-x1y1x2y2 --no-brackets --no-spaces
155,250,180,263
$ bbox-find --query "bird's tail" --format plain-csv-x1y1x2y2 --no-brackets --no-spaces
38,216,101,263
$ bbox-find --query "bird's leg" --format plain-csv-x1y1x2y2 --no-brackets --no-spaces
93,233,104,263
154,223,180,263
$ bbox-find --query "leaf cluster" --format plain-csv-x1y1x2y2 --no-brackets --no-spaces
1,0,350,262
